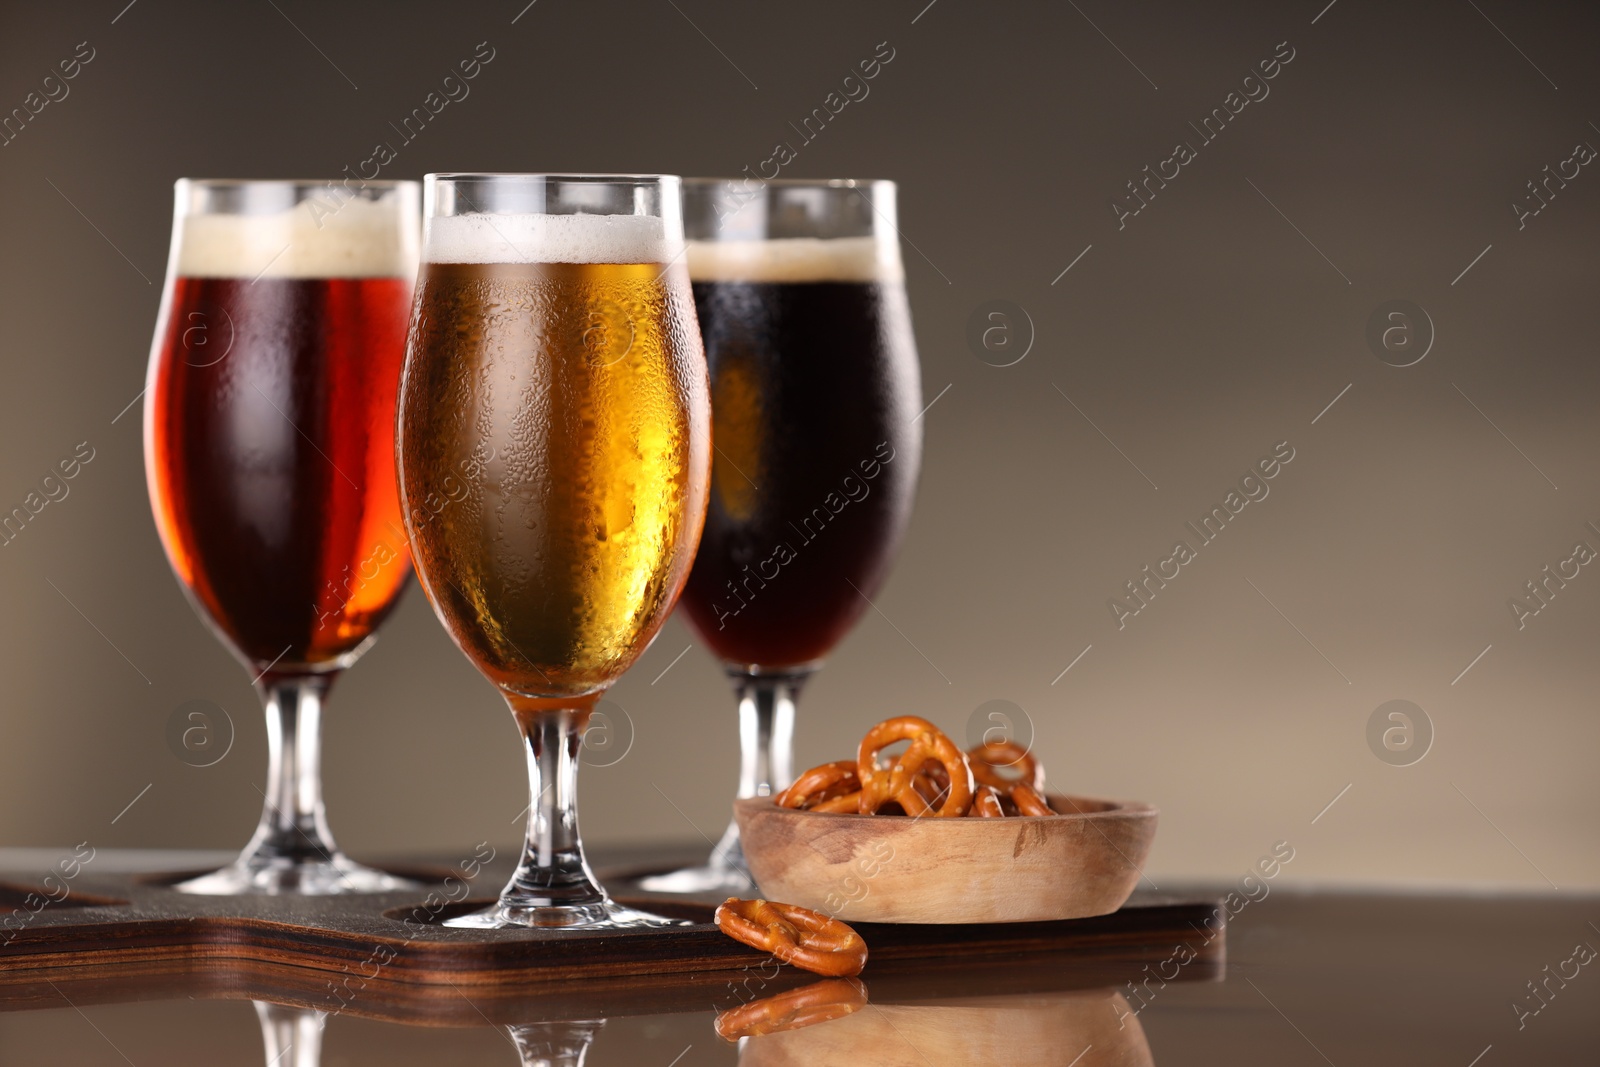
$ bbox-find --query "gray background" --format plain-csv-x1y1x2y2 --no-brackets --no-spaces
0,0,1595,890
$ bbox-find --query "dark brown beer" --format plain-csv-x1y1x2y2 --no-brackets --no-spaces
147,275,413,668
679,276,921,668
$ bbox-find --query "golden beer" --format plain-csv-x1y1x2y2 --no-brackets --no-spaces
398,259,709,699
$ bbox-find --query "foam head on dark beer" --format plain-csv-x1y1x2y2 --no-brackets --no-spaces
686,236,903,283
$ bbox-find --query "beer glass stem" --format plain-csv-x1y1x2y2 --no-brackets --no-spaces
500,700,611,925
246,674,342,865
710,668,805,872
176,670,410,894
449,693,680,928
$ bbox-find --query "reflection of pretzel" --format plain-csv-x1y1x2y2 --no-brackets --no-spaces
774,761,860,810
857,716,974,817
714,977,868,1041
967,739,1045,792
716,898,869,977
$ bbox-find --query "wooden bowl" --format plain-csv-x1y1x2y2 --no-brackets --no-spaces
734,794,1156,924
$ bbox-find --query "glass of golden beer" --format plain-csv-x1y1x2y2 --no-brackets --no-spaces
398,174,710,928
146,179,420,895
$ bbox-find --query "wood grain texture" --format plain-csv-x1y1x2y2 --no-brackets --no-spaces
0,846,1203,1011
735,794,1158,923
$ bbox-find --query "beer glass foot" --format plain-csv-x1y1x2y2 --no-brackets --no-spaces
638,667,801,895
636,820,755,894
175,674,417,896
445,899,688,930
176,854,415,896
635,865,754,895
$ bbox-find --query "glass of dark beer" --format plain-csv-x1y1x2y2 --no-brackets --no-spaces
397,174,710,928
145,179,419,894
639,178,923,893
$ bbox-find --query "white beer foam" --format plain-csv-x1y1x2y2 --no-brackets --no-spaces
424,213,675,264
177,196,418,279
686,236,903,283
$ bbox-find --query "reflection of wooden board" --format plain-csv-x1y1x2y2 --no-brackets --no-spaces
0,951,1225,1027
0,851,1224,1022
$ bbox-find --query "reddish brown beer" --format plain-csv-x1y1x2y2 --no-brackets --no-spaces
141,179,422,897
146,274,413,668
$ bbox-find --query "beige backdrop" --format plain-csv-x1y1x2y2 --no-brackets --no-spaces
0,0,1595,890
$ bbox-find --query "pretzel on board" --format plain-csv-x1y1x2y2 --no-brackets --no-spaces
715,897,869,978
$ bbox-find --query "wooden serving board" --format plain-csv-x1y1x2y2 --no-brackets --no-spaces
0,850,1225,1021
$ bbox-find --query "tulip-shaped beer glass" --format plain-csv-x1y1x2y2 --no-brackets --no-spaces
640,179,923,893
145,179,420,894
397,174,710,928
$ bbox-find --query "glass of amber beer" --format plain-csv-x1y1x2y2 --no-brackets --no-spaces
397,174,710,928
145,179,419,894
640,179,922,893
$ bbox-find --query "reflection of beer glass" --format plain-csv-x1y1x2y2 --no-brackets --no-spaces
145,180,419,895
254,1002,324,1067
506,1020,605,1067
398,174,710,928
641,180,921,893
